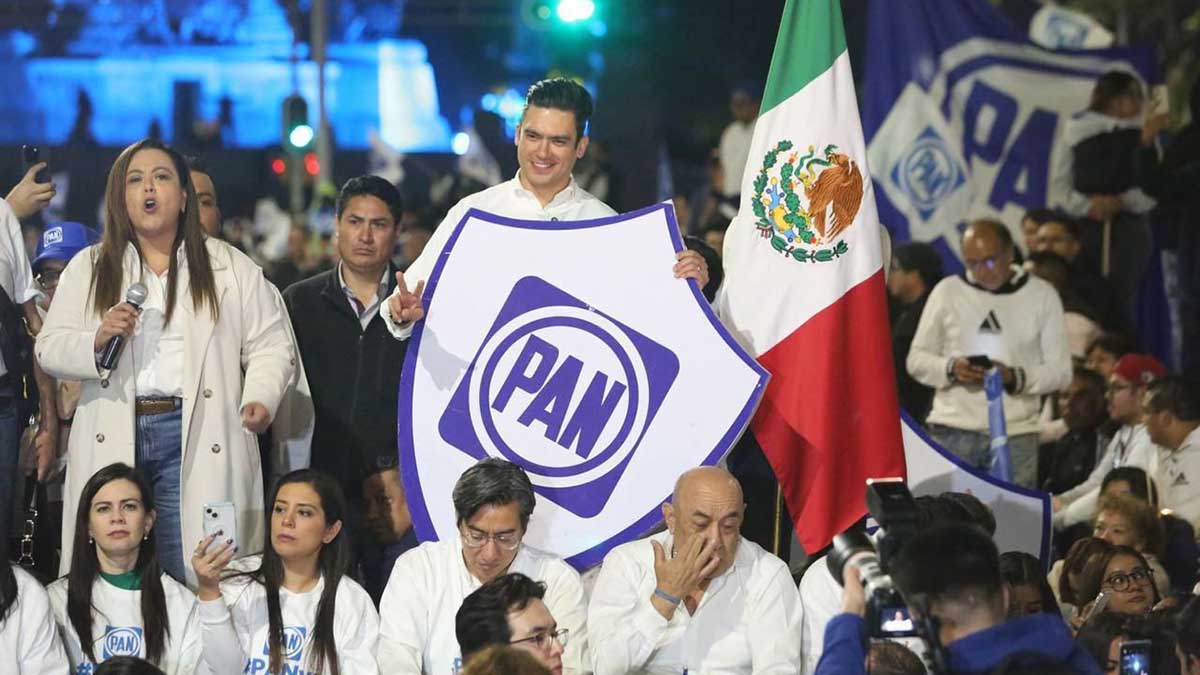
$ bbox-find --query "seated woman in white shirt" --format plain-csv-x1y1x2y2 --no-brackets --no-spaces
191,469,378,675
0,536,71,674
47,463,202,674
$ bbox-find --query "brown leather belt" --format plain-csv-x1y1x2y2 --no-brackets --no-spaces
135,397,182,416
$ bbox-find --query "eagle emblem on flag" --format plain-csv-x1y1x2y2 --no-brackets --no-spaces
752,140,864,263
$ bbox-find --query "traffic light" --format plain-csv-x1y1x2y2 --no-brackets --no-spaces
282,94,313,151
556,0,594,23
523,0,597,29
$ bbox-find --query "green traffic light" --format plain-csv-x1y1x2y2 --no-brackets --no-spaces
289,125,314,148
556,0,594,23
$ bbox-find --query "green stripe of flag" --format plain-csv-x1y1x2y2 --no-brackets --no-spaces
760,0,849,114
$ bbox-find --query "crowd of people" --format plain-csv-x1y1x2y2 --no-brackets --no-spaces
874,70,1200,674
0,65,1196,675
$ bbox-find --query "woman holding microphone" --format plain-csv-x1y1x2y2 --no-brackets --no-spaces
37,138,296,585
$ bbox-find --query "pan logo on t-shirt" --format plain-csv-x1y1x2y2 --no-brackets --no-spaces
101,625,142,659
245,626,314,675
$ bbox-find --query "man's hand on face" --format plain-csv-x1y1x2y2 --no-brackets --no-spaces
650,535,720,618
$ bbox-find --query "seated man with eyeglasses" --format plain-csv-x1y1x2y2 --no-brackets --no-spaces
457,573,567,675
907,218,1073,489
1053,354,1167,531
378,458,587,674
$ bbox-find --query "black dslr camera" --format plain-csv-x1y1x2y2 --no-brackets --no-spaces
827,478,919,639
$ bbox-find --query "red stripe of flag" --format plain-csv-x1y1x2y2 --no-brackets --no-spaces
750,270,906,552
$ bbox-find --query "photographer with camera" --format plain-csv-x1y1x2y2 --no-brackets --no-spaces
801,491,996,672
818,521,1101,674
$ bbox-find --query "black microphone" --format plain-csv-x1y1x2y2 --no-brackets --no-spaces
98,282,149,371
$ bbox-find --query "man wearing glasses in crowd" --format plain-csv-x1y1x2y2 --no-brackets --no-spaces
378,458,588,673
456,572,568,674
908,218,1072,488
1053,354,1167,530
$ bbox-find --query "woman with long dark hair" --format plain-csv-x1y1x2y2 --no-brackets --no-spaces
191,469,378,674
47,463,202,673
37,138,296,584
1074,543,1162,619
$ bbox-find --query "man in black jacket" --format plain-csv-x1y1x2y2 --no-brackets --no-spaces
887,242,942,423
282,175,407,513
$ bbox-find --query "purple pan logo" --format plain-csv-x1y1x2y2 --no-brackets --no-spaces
439,276,679,517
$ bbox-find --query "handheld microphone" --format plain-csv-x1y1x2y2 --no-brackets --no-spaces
98,282,149,371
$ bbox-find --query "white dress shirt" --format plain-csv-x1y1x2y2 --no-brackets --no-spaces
377,537,589,674
131,260,185,397
588,531,802,675
0,199,40,377
380,173,614,340
1,565,70,675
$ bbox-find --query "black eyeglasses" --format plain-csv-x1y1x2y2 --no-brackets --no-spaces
1103,567,1152,592
510,628,569,651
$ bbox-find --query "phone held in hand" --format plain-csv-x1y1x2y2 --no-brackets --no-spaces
20,145,50,184
202,501,238,554
1119,638,1151,675
1081,591,1109,624
966,354,993,369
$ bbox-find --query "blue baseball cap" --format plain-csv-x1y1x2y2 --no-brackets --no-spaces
33,222,100,271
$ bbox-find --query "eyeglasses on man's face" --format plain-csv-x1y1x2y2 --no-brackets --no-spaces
510,628,569,651
459,524,522,551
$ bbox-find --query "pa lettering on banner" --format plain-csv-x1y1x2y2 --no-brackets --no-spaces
870,41,1146,258
399,204,767,569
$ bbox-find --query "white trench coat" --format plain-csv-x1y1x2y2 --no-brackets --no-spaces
37,239,296,586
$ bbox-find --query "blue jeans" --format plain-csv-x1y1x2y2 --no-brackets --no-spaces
927,424,1040,489
0,388,18,543
136,406,184,582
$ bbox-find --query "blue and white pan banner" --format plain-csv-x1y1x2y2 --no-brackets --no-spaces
860,0,1159,559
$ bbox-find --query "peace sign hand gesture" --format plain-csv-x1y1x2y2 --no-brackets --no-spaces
388,271,426,325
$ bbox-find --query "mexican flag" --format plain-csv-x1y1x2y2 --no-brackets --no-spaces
716,0,906,552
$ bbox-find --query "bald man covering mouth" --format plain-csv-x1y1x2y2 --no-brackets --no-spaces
586,467,803,674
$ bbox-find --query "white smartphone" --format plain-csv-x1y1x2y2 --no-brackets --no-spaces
1081,591,1109,624
202,502,238,554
